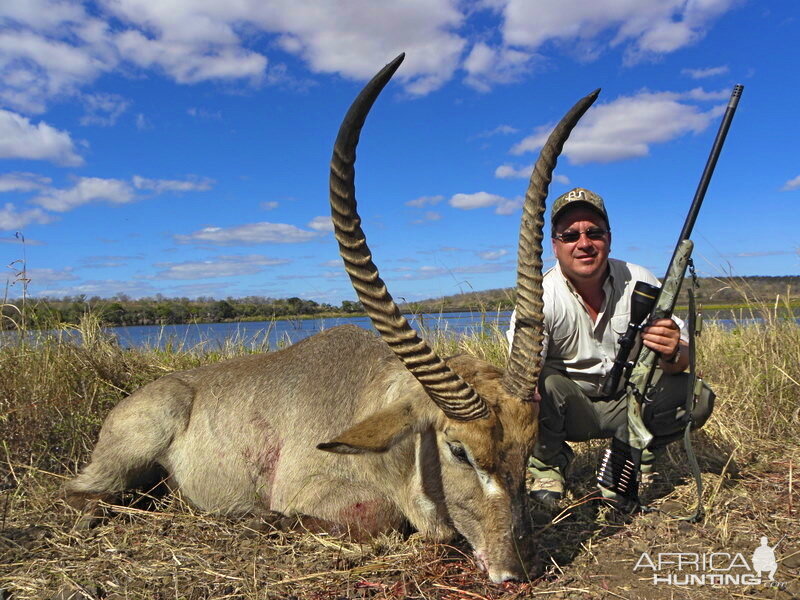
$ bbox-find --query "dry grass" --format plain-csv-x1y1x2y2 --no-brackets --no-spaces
1,297,799,599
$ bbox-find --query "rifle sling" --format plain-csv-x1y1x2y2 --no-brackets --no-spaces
680,269,704,522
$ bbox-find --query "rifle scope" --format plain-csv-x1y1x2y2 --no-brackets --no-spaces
601,280,659,397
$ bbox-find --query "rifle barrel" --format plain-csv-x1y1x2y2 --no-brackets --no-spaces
672,84,743,259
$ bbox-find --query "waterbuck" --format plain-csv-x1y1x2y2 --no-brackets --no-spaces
65,54,598,583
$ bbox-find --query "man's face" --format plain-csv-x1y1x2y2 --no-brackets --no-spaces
551,205,611,285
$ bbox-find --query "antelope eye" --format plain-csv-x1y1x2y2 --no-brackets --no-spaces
447,442,470,464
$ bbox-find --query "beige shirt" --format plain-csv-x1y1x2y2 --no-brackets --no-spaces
506,258,684,397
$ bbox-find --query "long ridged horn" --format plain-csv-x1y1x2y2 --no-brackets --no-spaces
503,89,601,401
329,54,488,422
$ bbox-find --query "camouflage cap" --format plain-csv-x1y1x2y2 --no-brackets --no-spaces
551,187,609,231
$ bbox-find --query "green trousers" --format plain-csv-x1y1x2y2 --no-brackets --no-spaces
530,366,715,482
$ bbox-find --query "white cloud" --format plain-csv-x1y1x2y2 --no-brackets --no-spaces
0,172,52,193
0,0,742,114
187,107,222,119
728,250,797,258
2,174,211,220
135,113,151,130
463,42,533,92
510,90,723,164
258,0,466,95
682,65,729,79
0,202,56,230
782,175,800,192
175,222,321,245
406,195,444,207
80,92,130,126
278,271,344,281
553,174,571,185
0,0,87,31
0,234,44,245
80,254,141,269
23,266,77,284
396,260,517,280
478,249,508,260
473,124,519,139
0,109,84,166
1,0,472,110
0,3,117,113
495,165,571,185
102,0,467,94
260,201,279,210
153,254,289,280
30,177,134,212
132,175,214,193
450,191,506,210
307,215,333,232
35,279,159,299
495,163,532,179
492,0,739,63
449,191,522,215
411,211,442,225
495,198,524,215
417,246,463,255
114,30,268,84
682,87,730,101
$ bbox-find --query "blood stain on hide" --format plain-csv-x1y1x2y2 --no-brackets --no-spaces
336,499,389,538
243,415,283,504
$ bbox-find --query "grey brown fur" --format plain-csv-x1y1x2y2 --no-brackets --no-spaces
66,325,537,582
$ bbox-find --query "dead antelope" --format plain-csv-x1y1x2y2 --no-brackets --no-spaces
65,54,598,583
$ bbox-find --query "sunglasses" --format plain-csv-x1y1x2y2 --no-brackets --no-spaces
553,227,610,243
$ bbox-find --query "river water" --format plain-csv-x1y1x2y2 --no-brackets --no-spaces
106,311,514,351
5,311,793,351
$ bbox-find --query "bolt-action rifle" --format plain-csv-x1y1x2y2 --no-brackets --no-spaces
596,84,744,518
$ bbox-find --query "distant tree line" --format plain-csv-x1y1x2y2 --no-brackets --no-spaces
399,275,800,313
1,294,365,329
2,275,796,330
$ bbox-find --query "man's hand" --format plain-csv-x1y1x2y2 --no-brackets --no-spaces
642,318,687,373
642,318,679,356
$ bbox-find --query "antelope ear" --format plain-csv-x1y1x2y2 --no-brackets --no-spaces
317,402,418,454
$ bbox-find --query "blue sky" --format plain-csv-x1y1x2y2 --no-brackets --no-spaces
1,0,798,305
